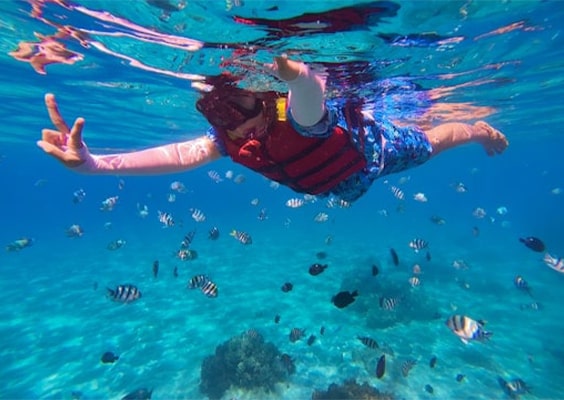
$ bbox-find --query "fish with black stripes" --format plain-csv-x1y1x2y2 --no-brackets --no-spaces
543,253,564,274
379,296,401,311
187,274,218,298
445,315,492,344
201,279,218,298
401,358,417,377
187,274,209,289
357,336,379,349
409,238,428,253
157,210,174,227
230,229,252,245
180,231,196,249
107,284,142,303
289,327,306,343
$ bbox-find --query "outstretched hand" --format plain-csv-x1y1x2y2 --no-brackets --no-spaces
37,93,88,168
272,55,301,81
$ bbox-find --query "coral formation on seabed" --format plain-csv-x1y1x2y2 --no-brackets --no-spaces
312,378,395,400
200,330,294,399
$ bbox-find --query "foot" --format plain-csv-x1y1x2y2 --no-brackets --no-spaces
474,121,509,156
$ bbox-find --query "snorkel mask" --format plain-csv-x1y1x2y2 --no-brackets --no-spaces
196,85,264,131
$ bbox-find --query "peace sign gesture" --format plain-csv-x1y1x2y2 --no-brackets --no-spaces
37,93,89,168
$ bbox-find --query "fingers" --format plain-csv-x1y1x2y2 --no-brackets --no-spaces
45,93,70,134
41,128,65,146
37,140,67,161
68,118,85,150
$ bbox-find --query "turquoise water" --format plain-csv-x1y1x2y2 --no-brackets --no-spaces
1,1,564,399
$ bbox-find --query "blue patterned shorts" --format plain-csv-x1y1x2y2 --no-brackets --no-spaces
316,107,433,202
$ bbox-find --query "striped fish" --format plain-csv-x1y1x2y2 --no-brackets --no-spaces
158,210,174,227
401,358,417,377
289,328,305,343
357,336,379,349
390,185,405,200
207,170,223,183
177,249,198,261
230,230,252,245
326,197,352,208
286,198,305,208
107,284,141,303
187,274,209,289
409,238,428,252
446,315,492,344
201,280,218,298
379,296,401,311
313,212,329,223
180,231,196,249
408,276,420,288
187,274,218,298
543,253,564,273
190,208,206,222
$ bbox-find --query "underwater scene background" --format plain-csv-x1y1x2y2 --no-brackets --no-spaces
1,1,563,399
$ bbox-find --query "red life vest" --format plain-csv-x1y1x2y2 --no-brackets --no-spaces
217,120,366,195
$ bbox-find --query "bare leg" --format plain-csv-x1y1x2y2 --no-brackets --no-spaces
424,121,509,157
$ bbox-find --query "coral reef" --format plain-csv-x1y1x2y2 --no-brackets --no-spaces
312,379,395,400
200,330,292,399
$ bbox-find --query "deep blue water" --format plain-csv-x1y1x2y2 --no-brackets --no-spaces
1,1,564,399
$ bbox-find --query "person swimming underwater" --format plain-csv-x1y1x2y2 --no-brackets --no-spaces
37,56,508,203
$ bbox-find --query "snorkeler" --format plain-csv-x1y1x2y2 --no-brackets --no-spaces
37,56,508,203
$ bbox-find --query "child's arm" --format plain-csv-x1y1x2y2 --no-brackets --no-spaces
74,136,221,175
274,56,326,127
38,93,221,175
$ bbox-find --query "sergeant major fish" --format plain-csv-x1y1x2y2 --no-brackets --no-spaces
201,280,218,298
379,296,401,311
187,274,218,297
100,196,118,211
543,253,564,273
446,315,492,344
289,327,306,343
401,358,417,377
107,284,141,303
357,336,379,349
158,211,174,227
230,230,252,245
409,238,428,253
